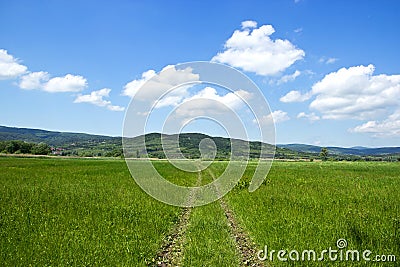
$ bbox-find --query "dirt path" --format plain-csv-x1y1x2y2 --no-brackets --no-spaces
207,169,266,267
151,172,202,267
152,168,265,267
219,198,266,267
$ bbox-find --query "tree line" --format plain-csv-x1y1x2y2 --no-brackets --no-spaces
0,140,51,155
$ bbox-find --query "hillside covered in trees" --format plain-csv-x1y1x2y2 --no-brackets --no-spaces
0,126,399,161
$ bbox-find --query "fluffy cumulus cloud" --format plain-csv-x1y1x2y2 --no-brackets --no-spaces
351,110,400,137
286,64,400,137
74,88,124,112
153,86,253,128
309,64,400,120
19,71,49,89
280,90,311,103
122,66,199,100
122,69,156,98
19,71,123,111
184,87,251,110
19,72,87,92
0,49,87,93
270,110,290,123
2,48,123,112
255,110,289,126
212,22,305,76
43,74,87,93
297,112,320,121
171,86,252,116
0,49,27,79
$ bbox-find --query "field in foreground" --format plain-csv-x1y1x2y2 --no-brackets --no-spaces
0,157,399,266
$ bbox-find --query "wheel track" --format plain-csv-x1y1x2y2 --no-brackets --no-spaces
207,169,266,267
151,166,265,267
151,172,202,267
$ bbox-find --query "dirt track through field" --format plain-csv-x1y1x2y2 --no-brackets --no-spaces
207,170,265,267
152,169,265,267
152,172,202,266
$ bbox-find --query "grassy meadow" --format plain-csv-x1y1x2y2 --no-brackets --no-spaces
0,157,399,266
224,161,400,266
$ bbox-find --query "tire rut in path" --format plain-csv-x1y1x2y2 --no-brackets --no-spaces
208,169,266,267
152,168,266,267
151,172,202,267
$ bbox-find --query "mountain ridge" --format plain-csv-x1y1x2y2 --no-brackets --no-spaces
278,143,400,156
1,125,399,157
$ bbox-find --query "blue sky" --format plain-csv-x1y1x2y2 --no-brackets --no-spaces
0,0,399,147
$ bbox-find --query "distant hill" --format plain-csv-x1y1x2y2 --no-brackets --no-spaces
0,125,298,159
0,125,118,146
0,125,121,157
0,125,399,159
123,132,276,159
278,143,400,156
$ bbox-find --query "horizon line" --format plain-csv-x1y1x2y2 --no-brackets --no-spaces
1,124,399,149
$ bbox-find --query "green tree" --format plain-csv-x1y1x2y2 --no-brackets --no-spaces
320,147,329,161
113,149,123,157
20,142,34,154
31,143,51,155
0,141,6,152
5,141,20,154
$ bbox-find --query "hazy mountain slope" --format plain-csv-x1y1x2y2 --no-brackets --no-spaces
278,143,400,156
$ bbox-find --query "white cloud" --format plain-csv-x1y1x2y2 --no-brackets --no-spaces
172,87,252,117
19,72,87,93
319,57,338,64
0,49,87,93
241,20,257,29
351,110,400,137
19,71,49,89
122,66,199,101
154,95,184,109
276,70,301,85
0,49,27,79
42,74,87,93
157,87,254,129
255,110,289,125
107,105,125,112
212,22,305,76
152,84,193,109
74,88,110,106
2,49,87,94
280,90,311,103
297,112,320,121
326,58,338,64
309,64,400,120
2,49,123,111
186,87,251,109
122,69,156,98
271,110,290,123
74,88,124,112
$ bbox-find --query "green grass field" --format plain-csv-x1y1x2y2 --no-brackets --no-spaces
1,157,399,266
224,161,400,266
